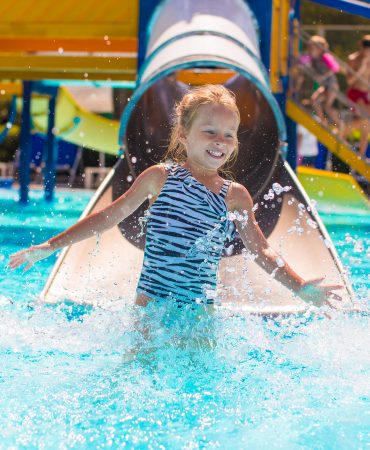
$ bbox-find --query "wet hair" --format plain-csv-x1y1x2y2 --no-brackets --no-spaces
361,35,370,48
308,35,329,52
164,84,240,174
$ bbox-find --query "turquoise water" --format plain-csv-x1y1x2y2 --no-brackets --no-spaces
0,188,369,449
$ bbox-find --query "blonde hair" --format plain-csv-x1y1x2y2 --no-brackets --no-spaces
163,84,240,175
308,35,329,52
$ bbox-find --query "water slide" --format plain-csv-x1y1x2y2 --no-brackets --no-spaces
297,166,370,216
287,100,370,182
26,86,119,155
42,0,356,314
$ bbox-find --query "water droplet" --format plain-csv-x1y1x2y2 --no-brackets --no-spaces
276,257,285,267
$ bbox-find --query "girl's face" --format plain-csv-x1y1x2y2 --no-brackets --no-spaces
181,103,239,171
308,43,323,58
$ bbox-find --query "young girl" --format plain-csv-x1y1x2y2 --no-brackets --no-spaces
9,85,341,309
299,35,341,129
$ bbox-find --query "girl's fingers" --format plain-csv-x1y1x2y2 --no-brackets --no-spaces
309,277,325,285
327,292,342,301
23,263,32,272
8,258,23,269
325,300,339,310
324,284,343,291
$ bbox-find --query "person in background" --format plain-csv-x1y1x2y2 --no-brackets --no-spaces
298,35,341,130
297,123,319,167
346,35,370,160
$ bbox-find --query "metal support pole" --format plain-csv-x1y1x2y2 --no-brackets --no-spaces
43,95,58,201
286,116,297,170
19,81,32,204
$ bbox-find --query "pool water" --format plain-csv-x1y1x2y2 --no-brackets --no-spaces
0,188,369,449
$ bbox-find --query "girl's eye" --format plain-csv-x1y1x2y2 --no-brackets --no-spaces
205,130,214,134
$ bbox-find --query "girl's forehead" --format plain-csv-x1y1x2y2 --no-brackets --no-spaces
194,103,239,126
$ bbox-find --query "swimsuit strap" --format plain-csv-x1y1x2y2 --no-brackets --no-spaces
219,180,232,199
162,161,178,175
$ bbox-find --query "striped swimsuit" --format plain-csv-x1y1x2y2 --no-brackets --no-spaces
137,164,235,304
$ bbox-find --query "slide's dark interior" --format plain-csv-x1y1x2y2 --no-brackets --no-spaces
112,73,304,253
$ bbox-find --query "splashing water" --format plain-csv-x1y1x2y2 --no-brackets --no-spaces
0,188,369,448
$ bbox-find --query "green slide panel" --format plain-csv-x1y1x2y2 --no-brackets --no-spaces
297,167,369,216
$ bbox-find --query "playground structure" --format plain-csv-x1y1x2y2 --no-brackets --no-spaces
0,0,369,312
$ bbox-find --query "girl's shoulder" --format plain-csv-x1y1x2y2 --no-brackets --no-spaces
141,163,168,179
225,181,253,211
137,164,168,195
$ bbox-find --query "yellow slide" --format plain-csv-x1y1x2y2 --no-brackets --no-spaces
297,166,370,216
287,99,370,183
27,86,119,155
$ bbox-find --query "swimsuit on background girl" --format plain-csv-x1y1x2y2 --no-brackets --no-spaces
299,53,340,89
136,164,235,305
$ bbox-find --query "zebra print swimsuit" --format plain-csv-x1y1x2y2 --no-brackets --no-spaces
136,164,235,304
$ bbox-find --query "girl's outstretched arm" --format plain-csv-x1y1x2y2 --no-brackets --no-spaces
9,165,167,271
227,183,342,308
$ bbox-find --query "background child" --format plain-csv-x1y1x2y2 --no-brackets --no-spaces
346,34,370,159
9,85,342,309
299,35,341,129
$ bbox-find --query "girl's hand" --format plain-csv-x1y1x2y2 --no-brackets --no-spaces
297,278,343,308
8,242,55,271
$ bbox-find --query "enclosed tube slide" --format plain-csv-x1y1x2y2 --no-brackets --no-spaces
42,0,354,314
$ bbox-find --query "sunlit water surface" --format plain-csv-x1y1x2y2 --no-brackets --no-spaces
0,188,369,449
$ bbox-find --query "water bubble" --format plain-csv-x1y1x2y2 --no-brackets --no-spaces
225,245,234,256
264,189,274,201
306,218,318,229
309,199,318,211
276,257,285,267
345,233,356,244
131,157,137,164
272,183,291,195
58,47,64,54
324,239,331,248
126,175,133,182
252,203,258,212
6,122,12,129
354,240,364,253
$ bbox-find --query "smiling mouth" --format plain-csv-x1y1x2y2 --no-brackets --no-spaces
206,149,225,159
